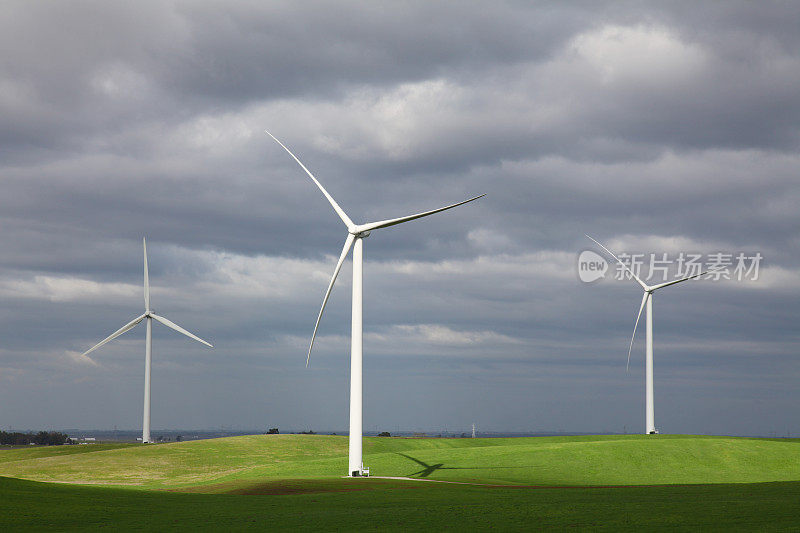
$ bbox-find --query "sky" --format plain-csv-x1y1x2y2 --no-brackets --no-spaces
0,1,798,436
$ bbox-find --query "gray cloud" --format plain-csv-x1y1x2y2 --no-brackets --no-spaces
0,1,797,436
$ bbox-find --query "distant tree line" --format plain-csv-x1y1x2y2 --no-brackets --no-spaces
0,431,70,446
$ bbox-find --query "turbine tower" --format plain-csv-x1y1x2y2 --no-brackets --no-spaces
587,236,714,435
267,131,483,476
82,238,213,443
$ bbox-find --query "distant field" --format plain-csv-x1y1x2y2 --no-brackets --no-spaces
0,443,134,463
0,434,798,488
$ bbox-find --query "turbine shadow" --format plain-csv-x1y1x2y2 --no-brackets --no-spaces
396,453,452,477
396,452,539,478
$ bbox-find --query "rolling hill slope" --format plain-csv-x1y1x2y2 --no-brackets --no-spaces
1,434,798,489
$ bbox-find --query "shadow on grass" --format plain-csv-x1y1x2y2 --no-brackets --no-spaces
397,453,452,477
396,453,532,478
170,477,436,495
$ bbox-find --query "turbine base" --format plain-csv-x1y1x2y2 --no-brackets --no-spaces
348,465,370,477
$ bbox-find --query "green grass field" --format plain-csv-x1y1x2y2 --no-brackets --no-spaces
1,434,799,530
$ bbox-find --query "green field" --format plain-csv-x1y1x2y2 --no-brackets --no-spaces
1,434,799,530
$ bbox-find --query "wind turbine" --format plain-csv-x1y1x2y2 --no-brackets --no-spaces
82,238,213,443
266,131,483,476
587,235,714,435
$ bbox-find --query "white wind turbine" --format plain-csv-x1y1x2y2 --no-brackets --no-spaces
587,235,714,435
82,238,213,443
267,131,483,476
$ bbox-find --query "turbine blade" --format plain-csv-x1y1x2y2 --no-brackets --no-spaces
149,314,213,347
649,268,716,291
307,233,355,367
585,235,648,290
627,292,649,371
357,194,485,233
82,313,146,357
143,237,150,312
265,131,355,230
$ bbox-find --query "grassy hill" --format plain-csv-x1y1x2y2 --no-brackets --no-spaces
2,434,799,530
1,434,798,489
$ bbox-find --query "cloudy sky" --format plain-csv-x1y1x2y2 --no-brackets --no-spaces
1,1,798,436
